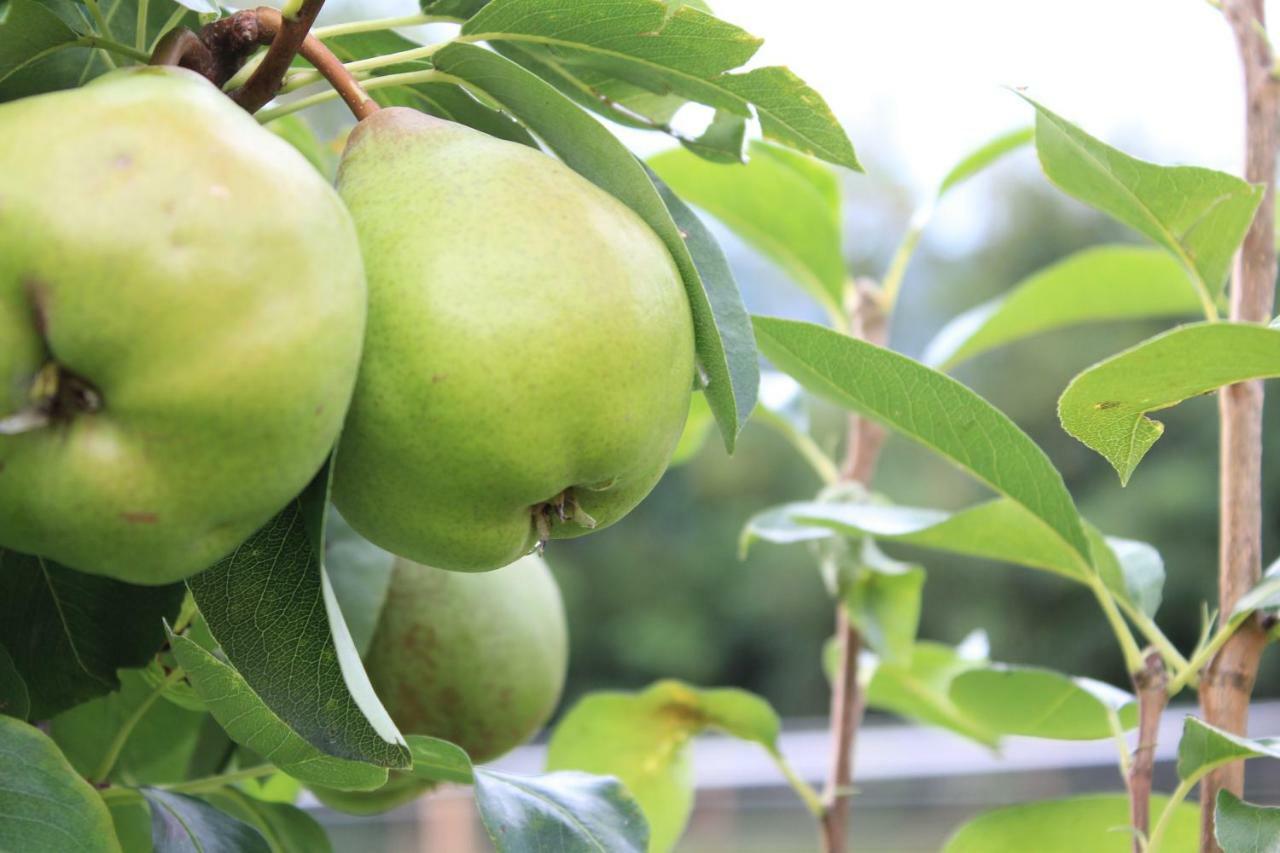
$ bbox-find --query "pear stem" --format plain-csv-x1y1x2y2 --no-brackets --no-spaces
230,1,328,114
234,7,379,121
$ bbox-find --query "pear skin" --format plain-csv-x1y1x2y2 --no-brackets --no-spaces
0,68,366,584
332,108,695,570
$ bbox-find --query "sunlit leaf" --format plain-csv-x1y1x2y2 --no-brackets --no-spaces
1176,717,1280,782
944,793,1197,852
949,665,1136,740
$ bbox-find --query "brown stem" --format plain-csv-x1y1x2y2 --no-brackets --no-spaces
149,28,216,77
821,280,888,853
1201,2,1279,850
233,7,378,121
1130,650,1168,851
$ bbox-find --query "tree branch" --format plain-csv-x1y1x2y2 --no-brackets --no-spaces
821,280,888,853
230,0,326,114
1129,650,1168,852
1201,1,1279,849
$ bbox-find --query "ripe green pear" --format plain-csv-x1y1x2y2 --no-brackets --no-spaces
364,552,568,764
331,108,696,571
0,68,366,584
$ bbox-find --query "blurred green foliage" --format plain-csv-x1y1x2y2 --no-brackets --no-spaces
549,159,1280,718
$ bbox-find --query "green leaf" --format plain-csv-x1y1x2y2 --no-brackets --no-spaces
1215,790,1280,853
937,126,1033,197
1091,533,1165,619
924,246,1202,370
547,680,779,852
1232,558,1280,622
0,643,29,718
474,769,649,853
753,316,1091,564
0,550,183,718
0,715,121,852
187,465,408,771
678,108,746,163
423,0,491,17
51,669,205,785
431,41,759,449
140,789,269,853
323,508,395,658
403,735,475,785
839,539,924,665
944,794,1198,852
1023,95,1262,305
107,799,154,853
167,632,388,791
861,637,999,746
1058,323,1280,484
200,790,332,853
1177,717,1280,782
949,666,1136,740
669,392,714,466
265,116,337,180
460,0,857,167
649,141,844,318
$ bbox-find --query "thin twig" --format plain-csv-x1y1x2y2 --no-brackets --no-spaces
821,280,888,853
237,7,379,121
1129,650,1168,852
230,0,326,113
1201,2,1278,849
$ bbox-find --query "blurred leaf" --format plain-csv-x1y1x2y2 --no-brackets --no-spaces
266,116,336,180
1232,558,1280,621
323,508,395,658
1091,533,1165,619
862,639,998,746
547,680,778,852
650,141,844,318
463,0,857,167
1023,95,1262,304
678,109,747,163
0,715,121,852
0,644,29,718
1215,791,1280,853
201,790,331,853
168,631,388,791
944,794,1197,852
840,540,924,665
474,769,649,853
1177,717,1280,782
753,316,1091,565
51,670,205,785
670,392,715,465
937,125,1033,197
423,0,491,17
141,789,269,853
187,465,408,770
0,550,183,718
949,666,1136,740
108,799,153,853
433,42,758,450
1058,323,1280,484
924,246,1202,370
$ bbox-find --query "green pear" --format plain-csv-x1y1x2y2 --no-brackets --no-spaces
332,108,695,571
363,552,568,764
0,67,366,584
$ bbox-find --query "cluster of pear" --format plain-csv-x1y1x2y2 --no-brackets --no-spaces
0,68,696,786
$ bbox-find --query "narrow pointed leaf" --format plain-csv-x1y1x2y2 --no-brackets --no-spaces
649,141,844,317
167,631,388,791
753,316,1091,565
433,42,757,448
0,716,121,853
1024,95,1262,302
1215,791,1280,853
0,550,183,718
140,789,269,853
1058,323,1280,484
937,126,1033,197
950,666,1136,740
187,466,408,770
925,246,1202,369
944,794,1198,852
474,769,649,853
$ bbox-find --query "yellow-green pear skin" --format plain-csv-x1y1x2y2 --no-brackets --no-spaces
0,68,366,584
332,108,696,571
363,553,568,764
